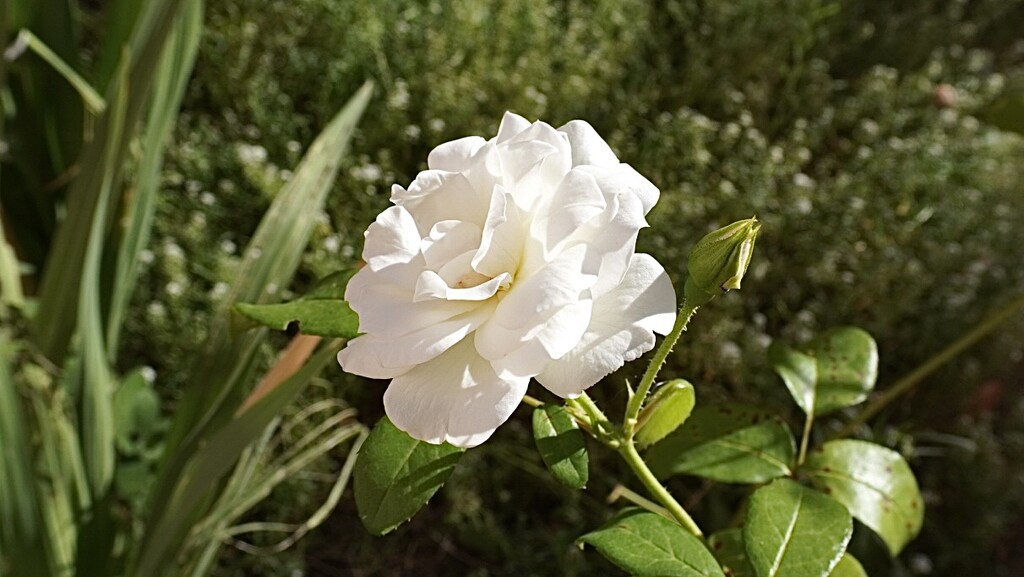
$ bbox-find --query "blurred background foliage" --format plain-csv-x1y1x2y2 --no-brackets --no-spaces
8,0,1024,575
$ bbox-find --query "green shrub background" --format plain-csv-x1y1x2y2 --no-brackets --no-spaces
120,1,1024,575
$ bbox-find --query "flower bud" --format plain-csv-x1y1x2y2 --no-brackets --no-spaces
635,379,695,449
684,217,760,306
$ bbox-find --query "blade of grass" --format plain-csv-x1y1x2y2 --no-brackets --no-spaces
32,0,189,362
76,49,131,499
0,0,82,276
0,335,53,577
4,29,105,114
153,81,372,487
134,82,371,576
105,0,203,358
132,340,342,576
0,221,25,310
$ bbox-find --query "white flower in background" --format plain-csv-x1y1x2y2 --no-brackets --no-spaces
337,112,676,448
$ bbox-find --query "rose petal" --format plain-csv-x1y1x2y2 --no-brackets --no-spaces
569,190,649,299
362,206,422,276
579,163,660,215
421,220,482,271
339,302,496,377
536,253,676,397
488,298,594,380
472,187,524,278
345,268,476,338
496,111,532,143
427,136,487,172
383,337,529,448
559,119,619,167
414,269,512,302
392,170,488,235
477,244,594,335
531,169,607,258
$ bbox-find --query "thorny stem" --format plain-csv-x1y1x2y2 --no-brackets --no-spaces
836,292,1024,438
625,300,700,433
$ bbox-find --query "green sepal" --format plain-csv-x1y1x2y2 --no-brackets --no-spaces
635,379,696,449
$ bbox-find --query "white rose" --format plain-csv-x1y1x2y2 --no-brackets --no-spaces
337,112,676,447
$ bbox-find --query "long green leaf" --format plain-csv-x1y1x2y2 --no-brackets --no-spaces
132,341,340,576
161,82,373,456
0,335,52,577
77,50,132,500
105,0,204,357
136,78,370,577
32,0,190,362
0,0,82,273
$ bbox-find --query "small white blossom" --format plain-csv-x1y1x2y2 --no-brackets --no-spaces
237,143,268,165
793,173,815,188
324,235,341,253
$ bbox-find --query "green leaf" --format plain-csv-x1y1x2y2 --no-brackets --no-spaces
234,300,359,338
802,439,924,556
532,404,588,489
0,335,51,573
105,0,203,357
768,342,817,415
32,0,192,362
645,404,795,483
708,528,754,577
135,83,371,576
828,554,867,577
810,327,878,415
744,479,852,577
636,379,696,449
134,340,340,575
578,508,726,577
354,416,464,535
769,328,877,416
112,369,166,460
233,271,360,338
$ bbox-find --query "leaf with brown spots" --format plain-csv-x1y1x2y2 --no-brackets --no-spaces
645,404,795,483
769,327,878,417
802,439,924,556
